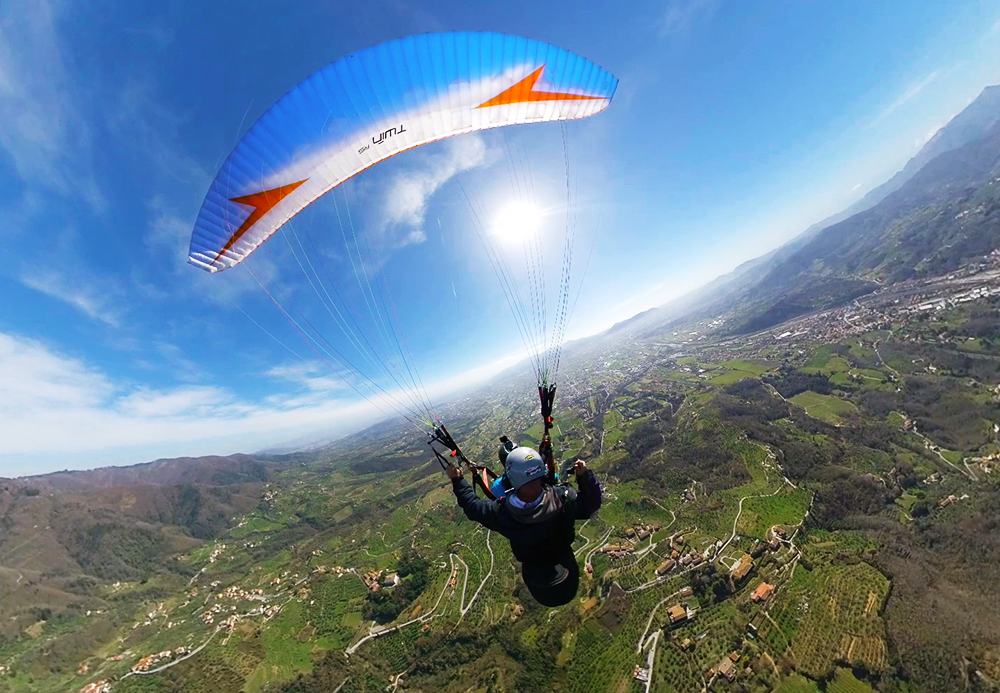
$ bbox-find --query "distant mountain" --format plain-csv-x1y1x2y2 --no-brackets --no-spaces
849,85,1000,218
769,86,1000,261
726,115,1000,333
14,453,279,491
627,84,1000,338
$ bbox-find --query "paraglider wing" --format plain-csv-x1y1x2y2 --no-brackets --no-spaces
188,32,618,272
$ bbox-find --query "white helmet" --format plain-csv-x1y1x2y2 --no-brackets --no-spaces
505,446,547,490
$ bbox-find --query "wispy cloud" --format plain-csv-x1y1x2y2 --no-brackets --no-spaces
112,78,207,189
0,329,526,475
0,332,112,410
0,330,373,472
851,182,863,192
0,1,104,209
266,361,351,394
376,135,495,246
869,70,940,127
20,270,124,327
144,196,278,306
661,0,719,35
118,385,243,418
122,23,175,50
154,342,208,383
987,18,1000,39
916,123,943,148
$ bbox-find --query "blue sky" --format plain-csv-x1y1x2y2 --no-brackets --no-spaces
2,0,1000,477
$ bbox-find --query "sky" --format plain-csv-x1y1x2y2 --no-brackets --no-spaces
2,0,1000,477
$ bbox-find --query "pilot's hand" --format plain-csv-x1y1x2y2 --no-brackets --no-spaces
573,459,588,478
445,465,463,480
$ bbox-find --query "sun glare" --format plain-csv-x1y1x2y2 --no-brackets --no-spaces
493,202,543,244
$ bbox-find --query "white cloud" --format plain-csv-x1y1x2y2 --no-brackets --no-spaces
122,23,175,50
376,134,494,247
144,197,278,306
851,182,863,192
661,0,719,35
153,342,208,383
0,330,377,474
0,329,527,476
0,332,111,409
917,123,943,148
987,18,1000,39
0,0,104,209
112,79,207,189
869,70,940,127
20,269,124,327
266,361,351,393
422,351,523,399
118,386,243,418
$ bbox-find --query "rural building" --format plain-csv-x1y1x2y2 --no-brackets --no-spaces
679,586,693,598
383,573,399,588
731,554,754,581
717,656,736,681
751,582,774,602
656,559,675,575
667,604,687,624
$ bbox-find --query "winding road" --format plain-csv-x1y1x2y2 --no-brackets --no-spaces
346,531,495,654
123,627,220,678
718,482,789,556
583,527,614,569
636,592,679,653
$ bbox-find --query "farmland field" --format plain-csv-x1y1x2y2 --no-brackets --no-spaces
769,563,890,679
789,391,858,425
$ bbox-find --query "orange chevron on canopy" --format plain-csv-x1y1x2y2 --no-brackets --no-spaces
213,179,308,265
476,66,605,109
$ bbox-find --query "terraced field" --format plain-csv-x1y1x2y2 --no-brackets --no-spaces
765,563,890,679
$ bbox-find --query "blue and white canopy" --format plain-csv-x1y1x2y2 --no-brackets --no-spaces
189,31,618,272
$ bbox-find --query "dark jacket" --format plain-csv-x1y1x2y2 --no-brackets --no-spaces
451,469,602,564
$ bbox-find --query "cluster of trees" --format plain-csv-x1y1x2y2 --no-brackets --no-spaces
623,420,664,462
362,549,431,624
64,522,166,581
718,378,789,420
954,304,1000,342
165,484,231,539
810,475,893,530
689,563,731,604
763,368,834,399
620,414,749,494
859,363,999,451
869,484,1000,692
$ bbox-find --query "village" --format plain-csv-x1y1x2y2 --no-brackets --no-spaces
663,249,1000,369
612,513,800,691
69,547,368,693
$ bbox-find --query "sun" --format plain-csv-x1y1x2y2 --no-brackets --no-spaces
492,202,543,244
